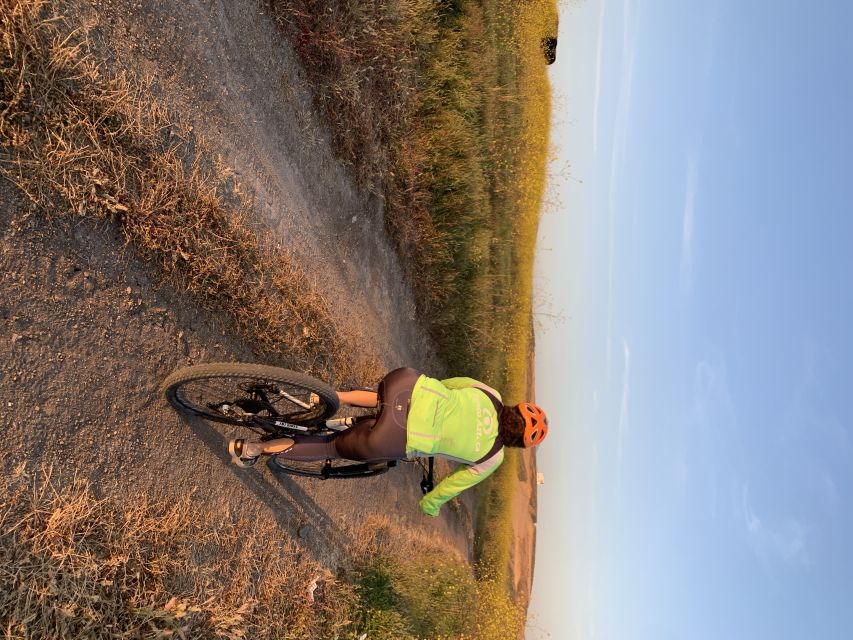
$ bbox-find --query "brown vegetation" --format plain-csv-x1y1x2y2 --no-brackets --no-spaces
0,464,353,639
267,0,456,337
0,0,380,385
0,465,523,639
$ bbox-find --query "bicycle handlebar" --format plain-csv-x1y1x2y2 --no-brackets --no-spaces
420,457,435,494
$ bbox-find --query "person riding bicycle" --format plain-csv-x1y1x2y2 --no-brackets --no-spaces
228,367,548,516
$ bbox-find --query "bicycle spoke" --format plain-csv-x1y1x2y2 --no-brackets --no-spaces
185,378,322,420
163,363,339,430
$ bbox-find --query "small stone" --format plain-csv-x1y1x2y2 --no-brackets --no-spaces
125,287,132,295
11,333,21,343
297,524,311,539
351,215,357,223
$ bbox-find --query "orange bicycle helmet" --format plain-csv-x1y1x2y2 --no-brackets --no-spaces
517,403,549,447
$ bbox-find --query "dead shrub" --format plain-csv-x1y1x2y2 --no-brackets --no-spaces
0,464,356,639
0,469,521,640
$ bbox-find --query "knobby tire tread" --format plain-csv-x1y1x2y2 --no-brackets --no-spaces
161,362,339,426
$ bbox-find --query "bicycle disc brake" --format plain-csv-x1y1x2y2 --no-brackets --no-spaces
239,383,283,415
210,385,279,418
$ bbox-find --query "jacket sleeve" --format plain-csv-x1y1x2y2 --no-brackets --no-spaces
440,377,503,402
440,376,481,390
419,448,505,516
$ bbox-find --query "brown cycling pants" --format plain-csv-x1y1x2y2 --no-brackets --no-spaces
274,367,421,463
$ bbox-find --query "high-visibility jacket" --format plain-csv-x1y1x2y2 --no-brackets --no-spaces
407,375,505,516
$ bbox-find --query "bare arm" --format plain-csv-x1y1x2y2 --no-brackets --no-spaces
337,390,378,408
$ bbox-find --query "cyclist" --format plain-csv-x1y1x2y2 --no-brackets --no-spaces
228,367,548,516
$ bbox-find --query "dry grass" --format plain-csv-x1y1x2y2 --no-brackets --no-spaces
265,0,477,319
0,464,356,639
267,0,430,188
0,0,381,386
486,0,555,390
266,0,451,324
473,448,519,578
0,466,522,640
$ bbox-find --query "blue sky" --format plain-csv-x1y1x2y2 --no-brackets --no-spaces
530,1,853,638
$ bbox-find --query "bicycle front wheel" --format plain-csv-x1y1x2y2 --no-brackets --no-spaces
161,362,340,428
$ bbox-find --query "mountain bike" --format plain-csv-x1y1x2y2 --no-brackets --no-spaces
161,362,435,491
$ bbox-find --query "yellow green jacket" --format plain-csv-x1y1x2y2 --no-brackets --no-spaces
407,375,505,516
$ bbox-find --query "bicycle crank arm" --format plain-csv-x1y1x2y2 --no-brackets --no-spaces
321,460,396,479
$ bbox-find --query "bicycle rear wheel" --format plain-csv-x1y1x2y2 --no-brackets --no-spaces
161,362,339,428
271,456,393,478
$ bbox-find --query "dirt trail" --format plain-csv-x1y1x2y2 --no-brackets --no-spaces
510,448,538,607
0,0,473,570
81,0,430,368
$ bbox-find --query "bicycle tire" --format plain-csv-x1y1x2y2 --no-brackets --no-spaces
270,456,392,479
161,362,340,428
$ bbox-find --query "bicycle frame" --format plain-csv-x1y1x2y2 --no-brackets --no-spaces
248,413,436,492
248,413,362,437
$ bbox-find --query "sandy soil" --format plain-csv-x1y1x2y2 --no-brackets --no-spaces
510,448,539,608
0,0,473,573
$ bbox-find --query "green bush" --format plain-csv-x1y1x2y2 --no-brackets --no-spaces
349,552,522,640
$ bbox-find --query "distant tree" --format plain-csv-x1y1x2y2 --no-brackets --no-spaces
541,37,558,64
